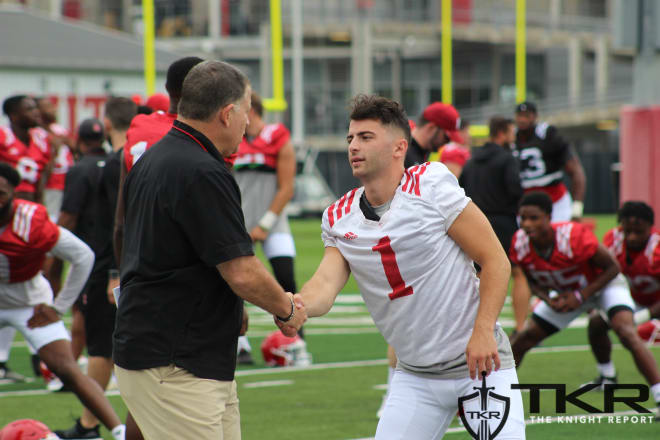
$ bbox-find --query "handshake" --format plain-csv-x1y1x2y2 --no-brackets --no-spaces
274,292,307,337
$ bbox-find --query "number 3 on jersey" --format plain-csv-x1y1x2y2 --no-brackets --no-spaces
372,236,414,300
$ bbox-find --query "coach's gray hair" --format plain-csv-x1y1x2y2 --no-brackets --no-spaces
177,60,249,121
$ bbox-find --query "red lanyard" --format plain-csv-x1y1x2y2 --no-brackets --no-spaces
172,125,209,153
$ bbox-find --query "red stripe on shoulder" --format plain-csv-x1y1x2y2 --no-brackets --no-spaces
413,163,428,196
327,202,336,227
345,188,358,215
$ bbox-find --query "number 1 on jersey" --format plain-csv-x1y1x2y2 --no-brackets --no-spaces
372,236,414,300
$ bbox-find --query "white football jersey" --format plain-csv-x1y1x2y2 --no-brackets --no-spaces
322,162,483,369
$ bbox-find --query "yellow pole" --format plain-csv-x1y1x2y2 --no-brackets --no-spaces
441,0,452,104
516,0,526,103
143,0,156,96
264,0,288,111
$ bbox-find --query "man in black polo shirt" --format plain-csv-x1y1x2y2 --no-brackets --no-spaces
404,102,462,168
113,60,306,440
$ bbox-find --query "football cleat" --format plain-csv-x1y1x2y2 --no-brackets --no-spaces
581,374,617,391
0,419,59,440
237,349,255,366
0,366,28,384
261,331,312,367
53,419,101,440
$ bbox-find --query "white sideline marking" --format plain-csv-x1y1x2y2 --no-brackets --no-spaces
0,388,121,398
243,379,294,389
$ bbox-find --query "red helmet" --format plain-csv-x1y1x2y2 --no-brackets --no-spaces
0,420,58,440
260,331,311,367
637,320,660,344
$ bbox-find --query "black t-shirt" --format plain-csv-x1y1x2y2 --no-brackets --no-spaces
514,122,571,189
61,148,117,278
113,120,254,381
404,137,428,168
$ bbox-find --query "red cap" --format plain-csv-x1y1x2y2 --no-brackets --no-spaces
422,102,463,144
130,94,143,106
146,93,170,113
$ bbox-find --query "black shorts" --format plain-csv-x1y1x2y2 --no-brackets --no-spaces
78,275,116,357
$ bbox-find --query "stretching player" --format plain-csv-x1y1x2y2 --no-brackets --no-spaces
510,193,660,417
0,163,125,439
233,92,299,364
281,95,525,438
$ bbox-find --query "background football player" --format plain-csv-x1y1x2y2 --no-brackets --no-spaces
509,192,660,417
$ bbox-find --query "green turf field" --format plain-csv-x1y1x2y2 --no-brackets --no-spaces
2,214,659,439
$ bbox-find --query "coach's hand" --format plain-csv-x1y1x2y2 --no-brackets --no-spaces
27,304,61,328
466,327,500,380
275,293,307,337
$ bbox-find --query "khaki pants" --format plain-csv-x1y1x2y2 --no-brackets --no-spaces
115,364,240,439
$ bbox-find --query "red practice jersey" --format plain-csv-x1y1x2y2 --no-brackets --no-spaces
0,200,59,283
438,142,470,167
0,126,51,194
510,221,600,291
125,111,236,171
234,123,290,172
45,123,74,191
603,227,660,307
124,111,177,172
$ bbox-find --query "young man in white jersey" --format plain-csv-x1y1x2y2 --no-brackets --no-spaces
279,95,525,438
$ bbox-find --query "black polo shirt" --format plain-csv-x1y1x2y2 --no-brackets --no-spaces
113,120,254,381
61,148,116,278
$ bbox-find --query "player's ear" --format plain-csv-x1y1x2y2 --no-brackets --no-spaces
393,137,408,159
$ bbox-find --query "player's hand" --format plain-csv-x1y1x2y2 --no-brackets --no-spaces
556,291,581,313
249,226,268,243
274,293,307,337
465,326,500,380
27,304,61,328
240,305,249,336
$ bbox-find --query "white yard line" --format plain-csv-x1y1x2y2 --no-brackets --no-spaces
242,379,294,388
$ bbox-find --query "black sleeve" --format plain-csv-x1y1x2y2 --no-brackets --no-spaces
546,125,572,164
175,165,254,267
504,154,523,203
61,164,89,214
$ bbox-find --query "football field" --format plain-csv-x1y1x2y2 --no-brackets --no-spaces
1,215,659,439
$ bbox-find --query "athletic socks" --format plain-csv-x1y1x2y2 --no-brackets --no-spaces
111,424,126,440
596,361,616,379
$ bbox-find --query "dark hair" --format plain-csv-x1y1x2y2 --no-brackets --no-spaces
178,60,250,122
251,92,264,117
459,119,470,130
0,162,21,188
137,105,153,115
618,201,654,225
3,95,28,117
519,191,553,215
165,56,204,99
104,97,137,131
349,94,411,144
489,116,513,138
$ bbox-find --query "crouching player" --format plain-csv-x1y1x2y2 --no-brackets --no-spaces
586,201,660,418
0,163,126,439
510,193,660,420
